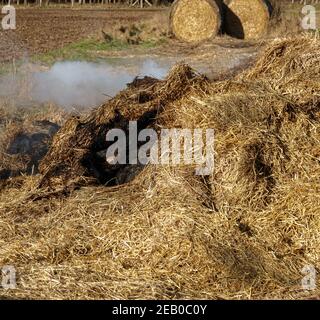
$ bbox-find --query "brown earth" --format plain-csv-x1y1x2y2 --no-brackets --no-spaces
0,2,308,81
0,8,169,62
0,7,262,83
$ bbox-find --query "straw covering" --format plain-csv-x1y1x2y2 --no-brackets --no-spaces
0,36,320,299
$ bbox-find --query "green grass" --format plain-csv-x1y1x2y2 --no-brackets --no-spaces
0,64,11,76
0,61,22,76
0,37,166,76
32,38,165,65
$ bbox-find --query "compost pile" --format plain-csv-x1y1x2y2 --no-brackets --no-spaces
0,36,320,300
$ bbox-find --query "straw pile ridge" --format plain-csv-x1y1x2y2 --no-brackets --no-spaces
223,0,271,39
170,0,222,43
0,36,320,299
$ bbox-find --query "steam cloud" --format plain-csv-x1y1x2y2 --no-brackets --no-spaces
0,59,171,109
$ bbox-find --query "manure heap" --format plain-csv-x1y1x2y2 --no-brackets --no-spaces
0,36,320,300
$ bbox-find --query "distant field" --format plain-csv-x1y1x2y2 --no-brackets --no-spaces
0,8,168,63
0,2,319,64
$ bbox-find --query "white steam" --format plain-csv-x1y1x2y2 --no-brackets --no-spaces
0,59,172,109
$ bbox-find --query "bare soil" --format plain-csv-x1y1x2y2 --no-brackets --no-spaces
0,8,169,62
0,8,261,80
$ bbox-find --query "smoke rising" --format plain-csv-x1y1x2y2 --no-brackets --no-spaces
0,59,171,109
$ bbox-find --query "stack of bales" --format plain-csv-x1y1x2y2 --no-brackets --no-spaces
169,0,272,42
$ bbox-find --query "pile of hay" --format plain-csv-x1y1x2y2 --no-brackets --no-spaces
223,0,271,39
169,0,222,43
1,36,320,299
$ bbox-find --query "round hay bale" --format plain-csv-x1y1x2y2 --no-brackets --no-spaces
170,0,222,44
224,0,271,40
